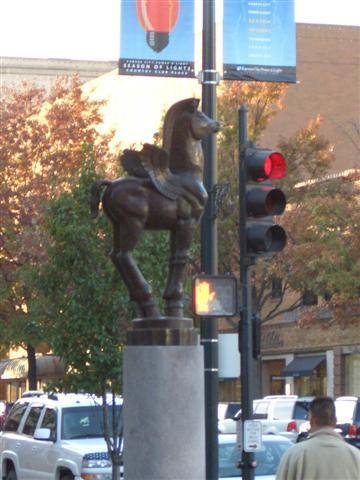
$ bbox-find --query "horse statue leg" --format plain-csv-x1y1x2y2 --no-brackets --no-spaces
163,220,194,318
111,224,160,319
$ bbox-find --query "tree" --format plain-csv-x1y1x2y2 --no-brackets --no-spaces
31,158,125,478
259,123,360,325
34,152,175,478
0,76,117,387
216,81,359,326
216,81,288,274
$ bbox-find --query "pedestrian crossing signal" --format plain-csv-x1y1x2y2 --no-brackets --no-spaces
192,275,237,317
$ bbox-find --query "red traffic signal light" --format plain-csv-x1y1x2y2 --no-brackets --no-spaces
192,275,237,317
246,149,287,181
241,147,287,256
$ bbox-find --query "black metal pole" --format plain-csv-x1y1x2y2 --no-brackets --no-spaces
200,1,218,479
238,106,255,480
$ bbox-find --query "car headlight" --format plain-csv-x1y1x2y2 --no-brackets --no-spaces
82,458,112,468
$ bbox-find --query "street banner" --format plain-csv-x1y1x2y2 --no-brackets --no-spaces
119,0,195,78
223,0,296,83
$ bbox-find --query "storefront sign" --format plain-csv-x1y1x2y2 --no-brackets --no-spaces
263,330,284,349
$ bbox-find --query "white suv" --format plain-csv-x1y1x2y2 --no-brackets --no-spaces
0,393,123,480
219,395,313,441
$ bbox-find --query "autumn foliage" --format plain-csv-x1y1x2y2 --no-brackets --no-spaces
0,76,118,345
217,81,360,326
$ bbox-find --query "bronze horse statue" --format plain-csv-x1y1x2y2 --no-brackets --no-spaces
90,98,220,319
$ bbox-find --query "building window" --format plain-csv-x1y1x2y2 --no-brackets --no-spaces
345,354,360,396
284,309,299,322
271,277,282,299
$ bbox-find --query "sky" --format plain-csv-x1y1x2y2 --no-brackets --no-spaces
1,0,359,62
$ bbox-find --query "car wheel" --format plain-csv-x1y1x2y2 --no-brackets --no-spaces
6,469,17,480
61,474,74,480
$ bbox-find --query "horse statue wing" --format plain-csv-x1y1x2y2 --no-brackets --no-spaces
120,143,182,201
120,148,148,178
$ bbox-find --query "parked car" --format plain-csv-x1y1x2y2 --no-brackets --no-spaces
219,395,313,441
0,392,123,479
218,433,292,479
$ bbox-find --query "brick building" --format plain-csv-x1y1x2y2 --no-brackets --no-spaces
1,23,359,401
261,24,359,174
1,56,117,89
253,23,360,400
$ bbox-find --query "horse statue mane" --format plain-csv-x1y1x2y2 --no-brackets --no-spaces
162,97,200,153
120,97,201,201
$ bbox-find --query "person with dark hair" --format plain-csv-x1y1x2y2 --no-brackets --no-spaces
276,396,360,480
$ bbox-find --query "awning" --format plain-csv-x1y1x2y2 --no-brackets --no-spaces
280,355,326,378
1,355,64,380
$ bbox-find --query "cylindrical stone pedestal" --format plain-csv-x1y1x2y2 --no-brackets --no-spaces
123,317,205,480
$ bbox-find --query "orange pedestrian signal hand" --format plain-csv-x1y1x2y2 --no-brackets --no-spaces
194,280,216,314
192,275,237,317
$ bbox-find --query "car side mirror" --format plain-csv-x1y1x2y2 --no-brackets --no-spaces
34,427,55,442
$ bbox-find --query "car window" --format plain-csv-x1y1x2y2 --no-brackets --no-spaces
40,408,57,438
253,412,267,420
335,399,356,424
354,402,360,425
226,403,241,419
273,401,294,420
22,405,43,436
254,401,269,416
293,401,311,420
3,402,28,432
61,405,122,440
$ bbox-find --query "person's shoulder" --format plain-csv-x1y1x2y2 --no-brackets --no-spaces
281,438,310,459
343,440,360,457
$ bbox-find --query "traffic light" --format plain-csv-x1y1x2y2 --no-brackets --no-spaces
192,274,237,317
240,147,287,257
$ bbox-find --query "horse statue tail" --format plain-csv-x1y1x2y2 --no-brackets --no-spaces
90,179,111,219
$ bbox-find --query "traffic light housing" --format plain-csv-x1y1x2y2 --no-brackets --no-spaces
240,147,287,257
192,274,237,317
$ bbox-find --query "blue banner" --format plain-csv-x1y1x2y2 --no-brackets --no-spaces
119,0,195,78
223,0,296,83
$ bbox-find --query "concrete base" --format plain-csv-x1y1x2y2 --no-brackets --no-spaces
123,345,205,480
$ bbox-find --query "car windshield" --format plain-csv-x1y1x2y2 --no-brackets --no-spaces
61,405,122,440
335,400,356,424
219,439,291,478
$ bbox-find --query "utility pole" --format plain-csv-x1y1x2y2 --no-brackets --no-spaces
200,1,220,479
238,105,288,479
238,105,255,480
